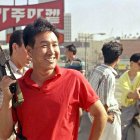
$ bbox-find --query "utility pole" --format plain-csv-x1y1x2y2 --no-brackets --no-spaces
84,34,93,78
84,33,106,78
27,0,29,5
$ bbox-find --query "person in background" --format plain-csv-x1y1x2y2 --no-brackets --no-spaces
65,44,85,132
0,17,107,140
65,44,85,75
0,30,31,140
0,30,31,108
64,44,85,132
116,53,140,140
89,41,123,140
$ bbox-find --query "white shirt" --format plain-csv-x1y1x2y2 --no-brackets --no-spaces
89,64,119,113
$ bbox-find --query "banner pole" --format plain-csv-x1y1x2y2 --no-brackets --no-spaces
13,0,16,31
27,0,29,5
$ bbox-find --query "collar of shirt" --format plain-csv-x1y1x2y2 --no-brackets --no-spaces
9,60,19,73
9,60,24,78
22,65,62,86
101,63,118,76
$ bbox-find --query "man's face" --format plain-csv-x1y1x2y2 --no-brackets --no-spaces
14,43,30,68
65,48,73,60
27,31,60,71
137,61,140,71
131,61,140,71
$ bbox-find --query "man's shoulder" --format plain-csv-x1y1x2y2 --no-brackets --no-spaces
96,64,114,74
93,65,106,74
118,71,128,81
65,58,85,71
91,64,112,79
73,58,82,62
72,58,82,65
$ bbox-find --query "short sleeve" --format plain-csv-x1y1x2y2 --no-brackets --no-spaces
80,61,85,71
100,75,113,106
78,74,99,111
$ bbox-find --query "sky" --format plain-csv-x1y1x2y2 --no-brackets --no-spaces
1,0,140,40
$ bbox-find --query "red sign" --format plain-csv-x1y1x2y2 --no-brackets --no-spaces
0,0,64,31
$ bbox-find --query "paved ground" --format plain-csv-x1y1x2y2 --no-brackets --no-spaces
78,112,92,140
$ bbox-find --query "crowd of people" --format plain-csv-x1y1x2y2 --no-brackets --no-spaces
0,17,139,140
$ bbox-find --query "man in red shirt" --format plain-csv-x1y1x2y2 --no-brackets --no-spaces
0,18,107,140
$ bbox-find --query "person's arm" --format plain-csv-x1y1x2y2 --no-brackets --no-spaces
80,70,86,76
104,104,114,124
79,60,86,76
88,100,107,140
117,73,138,107
0,76,16,139
136,87,140,99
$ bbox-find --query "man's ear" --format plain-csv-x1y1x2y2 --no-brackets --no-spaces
130,61,133,67
12,43,18,52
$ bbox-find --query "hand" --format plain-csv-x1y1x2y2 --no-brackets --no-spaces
135,88,140,99
107,112,115,124
127,90,140,100
134,87,140,99
0,76,16,100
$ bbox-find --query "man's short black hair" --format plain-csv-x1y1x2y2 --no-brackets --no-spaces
130,53,140,62
65,44,77,55
23,17,59,48
9,30,23,56
102,41,123,64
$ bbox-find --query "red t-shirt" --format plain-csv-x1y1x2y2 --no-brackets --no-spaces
12,66,99,140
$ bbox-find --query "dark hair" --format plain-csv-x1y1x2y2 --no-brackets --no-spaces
102,41,123,64
130,53,140,62
65,44,77,55
23,17,59,48
9,30,23,56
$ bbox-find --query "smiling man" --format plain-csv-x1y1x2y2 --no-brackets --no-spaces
0,17,107,140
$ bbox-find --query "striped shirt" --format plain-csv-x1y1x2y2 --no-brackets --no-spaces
89,64,119,112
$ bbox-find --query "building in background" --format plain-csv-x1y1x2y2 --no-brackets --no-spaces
39,0,71,42
64,13,71,42
115,39,140,76
77,33,93,42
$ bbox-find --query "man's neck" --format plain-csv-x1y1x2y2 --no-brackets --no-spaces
31,68,55,86
69,55,76,62
128,69,137,80
10,57,22,70
105,62,116,68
